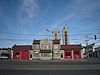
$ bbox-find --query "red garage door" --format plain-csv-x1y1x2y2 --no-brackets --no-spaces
21,50,29,60
64,50,72,59
74,50,81,59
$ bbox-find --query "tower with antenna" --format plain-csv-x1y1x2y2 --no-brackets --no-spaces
62,25,69,45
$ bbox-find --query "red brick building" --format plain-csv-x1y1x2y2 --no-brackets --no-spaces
61,44,82,59
13,45,32,60
11,26,83,60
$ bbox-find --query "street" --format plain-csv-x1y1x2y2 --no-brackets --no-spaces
0,59,100,75
0,62,100,70
0,69,100,75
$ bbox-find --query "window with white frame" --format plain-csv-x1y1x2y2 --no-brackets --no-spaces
34,45,39,50
41,53,50,57
16,52,20,55
41,44,52,49
54,45,58,49
48,45,52,49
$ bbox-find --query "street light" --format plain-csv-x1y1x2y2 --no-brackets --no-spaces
94,35,97,40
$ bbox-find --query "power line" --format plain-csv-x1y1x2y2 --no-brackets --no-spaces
0,31,100,36
0,31,100,43
0,37,33,41
0,31,38,35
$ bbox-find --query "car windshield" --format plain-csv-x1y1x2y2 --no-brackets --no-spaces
1,53,9,57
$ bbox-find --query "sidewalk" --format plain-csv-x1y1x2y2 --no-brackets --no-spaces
1,58,100,65
0,59,87,62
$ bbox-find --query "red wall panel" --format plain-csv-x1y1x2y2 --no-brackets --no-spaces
13,51,20,60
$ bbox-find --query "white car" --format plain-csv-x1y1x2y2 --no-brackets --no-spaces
0,56,8,59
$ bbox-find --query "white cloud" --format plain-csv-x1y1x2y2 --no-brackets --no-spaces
17,0,39,25
16,0,39,33
20,0,39,18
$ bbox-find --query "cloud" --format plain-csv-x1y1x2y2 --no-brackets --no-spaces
52,0,100,28
20,0,39,18
17,0,39,25
16,0,39,33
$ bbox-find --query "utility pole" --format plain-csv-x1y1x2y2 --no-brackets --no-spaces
85,35,89,46
84,34,97,58
85,35,89,58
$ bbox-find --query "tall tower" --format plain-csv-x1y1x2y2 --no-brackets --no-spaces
52,28,59,40
62,25,69,45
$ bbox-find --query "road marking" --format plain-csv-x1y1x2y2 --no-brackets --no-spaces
15,68,48,70
14,67,100,70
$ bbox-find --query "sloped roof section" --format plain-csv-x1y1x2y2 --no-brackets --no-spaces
52,39,60,44
12,45,32,51
33,40,40,44
0,48,11,50
61,44,82,50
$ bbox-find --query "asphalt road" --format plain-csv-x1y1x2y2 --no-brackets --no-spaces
0,69,100,75
0,63,100,70
0,59,100,75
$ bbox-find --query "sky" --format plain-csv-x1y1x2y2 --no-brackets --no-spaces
0,0,100,48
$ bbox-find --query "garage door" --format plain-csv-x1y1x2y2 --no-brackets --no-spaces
74,50,81,59
64,50,72,59
21,50,29,60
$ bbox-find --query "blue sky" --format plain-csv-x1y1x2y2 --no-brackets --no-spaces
0,0,100,48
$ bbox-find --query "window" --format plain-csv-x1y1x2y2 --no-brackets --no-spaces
65,34,67,37
42,44,47,49
41,53,50,57
41,44,52,49
65,31,67,33
61,54,63,58
44,53,47,56
44,45,47,49
16,52,20,55
65,41,67,44
30,55,32,58
54,45,58,49
74,51,79,55
65,38,67,40
66,52,70,56
34,45,39,50
41,44,44,47
48,45,51,49
77,52,79,55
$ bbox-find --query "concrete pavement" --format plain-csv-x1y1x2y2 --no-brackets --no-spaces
0,58,100,70
0,58,100,65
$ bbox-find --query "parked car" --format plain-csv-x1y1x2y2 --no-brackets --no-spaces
0,56,8,59
0,53,9,59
